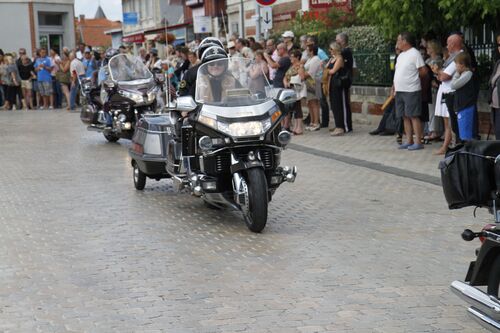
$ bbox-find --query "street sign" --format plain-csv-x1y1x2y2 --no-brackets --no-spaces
193,16,212,33
261,6,272,30
123,12,138,25
256,0,276,6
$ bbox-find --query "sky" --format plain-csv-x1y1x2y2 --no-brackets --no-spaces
74,0,123,21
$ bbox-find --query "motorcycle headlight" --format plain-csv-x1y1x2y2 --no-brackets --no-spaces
119,90,143,104
198,115,272,137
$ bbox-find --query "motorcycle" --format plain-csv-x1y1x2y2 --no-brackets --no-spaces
440,142,500,331
129,57,298,232
80,54,157,142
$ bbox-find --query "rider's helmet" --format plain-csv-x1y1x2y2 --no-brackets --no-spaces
201,46,228,63
197,37,224,59
200,46,229,78
105,48,119,60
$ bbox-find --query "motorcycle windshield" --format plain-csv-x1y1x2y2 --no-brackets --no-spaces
195,57,272,107
108,54,153,83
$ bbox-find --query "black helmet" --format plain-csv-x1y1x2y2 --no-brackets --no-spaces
197,37,223,58
105,48,119,60
201,46,228,63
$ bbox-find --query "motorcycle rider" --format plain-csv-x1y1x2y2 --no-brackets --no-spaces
98,48,119,86
178,37,225,98
197,46,240,103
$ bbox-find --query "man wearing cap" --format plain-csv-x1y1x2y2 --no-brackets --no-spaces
82,48,97,79
227,41,240,58
282,31,298,55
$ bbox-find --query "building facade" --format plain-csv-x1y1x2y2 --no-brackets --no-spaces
226,0,352,39
121,0,183,54
76,6,121,49
0,0,75,56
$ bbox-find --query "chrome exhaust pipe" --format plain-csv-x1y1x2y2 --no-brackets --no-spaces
468,306,500,332
451,280,500,331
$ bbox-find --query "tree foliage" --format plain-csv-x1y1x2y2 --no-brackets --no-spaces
357,0,500,40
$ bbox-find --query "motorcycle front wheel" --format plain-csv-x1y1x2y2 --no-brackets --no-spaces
244,168,268,233
104,132,119,143
487,255,500,297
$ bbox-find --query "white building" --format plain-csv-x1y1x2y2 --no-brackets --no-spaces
0,0,75,56
121,0,184,55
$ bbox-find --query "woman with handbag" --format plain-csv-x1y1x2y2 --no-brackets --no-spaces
283,50,306,135
303,45,322,131
327,42,351,136
56,51,71,110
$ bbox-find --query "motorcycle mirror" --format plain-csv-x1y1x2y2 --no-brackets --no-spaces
176,96,197,113
277,89,297,105
104,80,115,89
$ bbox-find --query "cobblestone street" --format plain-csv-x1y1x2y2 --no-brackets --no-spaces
0,110,491,332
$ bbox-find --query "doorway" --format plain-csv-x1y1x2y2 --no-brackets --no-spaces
39,34,62,54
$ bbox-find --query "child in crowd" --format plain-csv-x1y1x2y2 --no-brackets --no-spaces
451,52,477,141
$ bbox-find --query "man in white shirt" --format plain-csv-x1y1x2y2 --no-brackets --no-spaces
393,32,428,150
69,51,86,110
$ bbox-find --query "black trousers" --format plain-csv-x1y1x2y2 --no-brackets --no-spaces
493,108,500,139
320,84,330,127
329,85,352,132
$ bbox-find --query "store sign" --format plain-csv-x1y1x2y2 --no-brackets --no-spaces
122,33,145,43
193,16,212,33
273,11,295,22
309,0,349,9
123,12,138,25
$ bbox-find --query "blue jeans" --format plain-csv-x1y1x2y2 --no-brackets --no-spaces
457,105,476,141
70,76,83,110
53,79,62,108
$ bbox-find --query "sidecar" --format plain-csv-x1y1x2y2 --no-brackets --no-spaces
129,113,176,190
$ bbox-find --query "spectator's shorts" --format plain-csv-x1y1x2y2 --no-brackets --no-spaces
21,80,32,90
38,81,53,96
395,91,421,118
457,105,475,140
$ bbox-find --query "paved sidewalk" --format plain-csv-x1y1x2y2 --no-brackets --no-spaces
291,125,447,179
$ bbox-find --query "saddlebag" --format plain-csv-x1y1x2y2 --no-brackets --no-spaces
439,140,500,209
129,114,175,177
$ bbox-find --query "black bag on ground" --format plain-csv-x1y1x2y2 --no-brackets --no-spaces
383,100,400,134
439,140,500,209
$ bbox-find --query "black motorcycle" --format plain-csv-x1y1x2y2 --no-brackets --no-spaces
80,54,157,142
129,57,298,232
440,141,500,331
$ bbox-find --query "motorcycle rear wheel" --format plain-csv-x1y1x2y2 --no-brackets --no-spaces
244,168,268,233
487,255,500,297
133,162,146,190
104,132,119,143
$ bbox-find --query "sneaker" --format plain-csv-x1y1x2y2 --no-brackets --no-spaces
408,143,424,151
39,106,44,110
12,105,16,111
398,142,413,149
49,106,54,110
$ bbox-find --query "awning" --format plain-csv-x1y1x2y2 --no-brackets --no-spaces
122,32,145,43
145,34,158,41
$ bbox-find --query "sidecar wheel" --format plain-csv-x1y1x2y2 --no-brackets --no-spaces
243,168,268,233
133,162,146,190
104,132,119,142
487,255,500,297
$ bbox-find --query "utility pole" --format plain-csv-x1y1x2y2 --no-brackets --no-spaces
255,2,261,40
239,0,245,38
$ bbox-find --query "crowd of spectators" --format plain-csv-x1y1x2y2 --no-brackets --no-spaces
2,31,499,150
